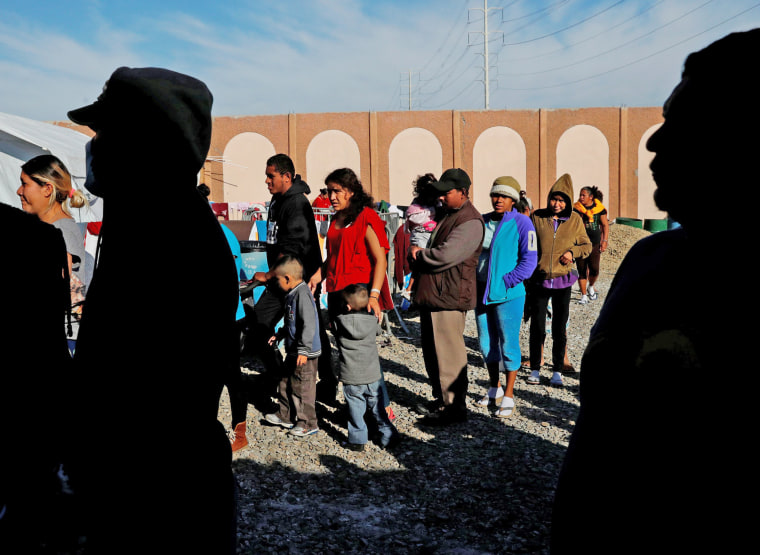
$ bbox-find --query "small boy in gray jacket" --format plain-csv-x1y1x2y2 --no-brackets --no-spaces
264,256,321,437
334,284,399,451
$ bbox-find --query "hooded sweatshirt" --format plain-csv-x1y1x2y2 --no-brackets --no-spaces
530,174,592,285
68,68,238,553
266,175,322,280
333,311,381,386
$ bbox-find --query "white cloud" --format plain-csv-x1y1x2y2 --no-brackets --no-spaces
1,0,759,121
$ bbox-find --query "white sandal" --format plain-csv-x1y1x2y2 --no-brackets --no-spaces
496,396,516,418
477,386,504,406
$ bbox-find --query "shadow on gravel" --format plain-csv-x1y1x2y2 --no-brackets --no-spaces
378,353,431,388
231,413,565,555
228,307,580,554
505,383,579,434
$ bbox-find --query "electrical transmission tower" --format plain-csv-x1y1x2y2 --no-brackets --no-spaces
469,0,503,110
400,70,420,110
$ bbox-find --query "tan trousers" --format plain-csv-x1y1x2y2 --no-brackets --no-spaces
420,309,469,410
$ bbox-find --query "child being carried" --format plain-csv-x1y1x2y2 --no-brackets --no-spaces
403,173,439,300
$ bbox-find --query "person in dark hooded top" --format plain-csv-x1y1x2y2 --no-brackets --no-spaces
247,154,335,406
526,174,591,387
67,67,238,554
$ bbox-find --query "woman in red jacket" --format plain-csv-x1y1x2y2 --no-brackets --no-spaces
323,168,391,321
322,168,395,421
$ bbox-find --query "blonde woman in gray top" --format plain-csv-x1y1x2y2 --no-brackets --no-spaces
18,154,88,353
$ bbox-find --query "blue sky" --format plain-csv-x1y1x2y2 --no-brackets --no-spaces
2,0,759,121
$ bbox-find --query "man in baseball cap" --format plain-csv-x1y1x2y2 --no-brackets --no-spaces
411,168,485,425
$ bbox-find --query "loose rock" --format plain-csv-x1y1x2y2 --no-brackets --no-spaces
218,223,650,554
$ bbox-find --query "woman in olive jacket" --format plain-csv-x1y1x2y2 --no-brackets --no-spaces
527,174,591,386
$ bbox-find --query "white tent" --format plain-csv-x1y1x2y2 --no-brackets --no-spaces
0,111,101,222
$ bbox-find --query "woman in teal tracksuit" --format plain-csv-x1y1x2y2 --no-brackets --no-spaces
475,177,537,417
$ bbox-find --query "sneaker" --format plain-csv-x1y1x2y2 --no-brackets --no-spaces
264,413,294,429
419,406,467,427
344,442,365,452
578,295,589,305
289,426,319,438
588,286,598,300
477,386,504,406
550,372,564,386
496,396,516,418
414,399,443,416
527,370,541,385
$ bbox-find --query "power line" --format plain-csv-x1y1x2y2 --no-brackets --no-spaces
424,79,480,109
417,0,472,75
497,1,760,92
503,0,664,63
420,40,475,89
501,0,570,24
501,0,716,77
498,0,576,37
503,0,629,45
385,78,401,110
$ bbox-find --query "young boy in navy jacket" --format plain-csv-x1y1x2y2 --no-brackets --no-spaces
264,256,321,437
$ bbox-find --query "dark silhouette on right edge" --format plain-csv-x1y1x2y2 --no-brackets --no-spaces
551,29,759,554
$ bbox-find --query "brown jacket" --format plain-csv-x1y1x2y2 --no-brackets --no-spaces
530,174,592,280
414,200,484,310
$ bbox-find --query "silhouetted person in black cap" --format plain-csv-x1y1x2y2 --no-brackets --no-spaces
551,29,759,554
68,67,238,554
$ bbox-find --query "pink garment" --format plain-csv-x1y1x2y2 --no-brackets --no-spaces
405,203,436,233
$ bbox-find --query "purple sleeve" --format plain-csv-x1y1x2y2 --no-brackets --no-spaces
503,214,538,290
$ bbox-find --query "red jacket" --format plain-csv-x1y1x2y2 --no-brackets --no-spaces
325,207,393,310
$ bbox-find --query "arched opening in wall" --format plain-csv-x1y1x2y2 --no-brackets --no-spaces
556,125,609,210
388,128,442,207
306,130,361,201
638,124,665,220
473,126,527,213
223,132,276,205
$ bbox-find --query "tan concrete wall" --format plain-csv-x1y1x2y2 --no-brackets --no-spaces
56,106,665,220
625,107,665,220
460,110,539,213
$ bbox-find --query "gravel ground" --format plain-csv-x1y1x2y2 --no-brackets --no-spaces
218,222,653,555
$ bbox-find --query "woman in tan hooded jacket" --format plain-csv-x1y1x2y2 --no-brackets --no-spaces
527,174,591,386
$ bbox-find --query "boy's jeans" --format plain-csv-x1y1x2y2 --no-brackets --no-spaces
343,379,396,446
